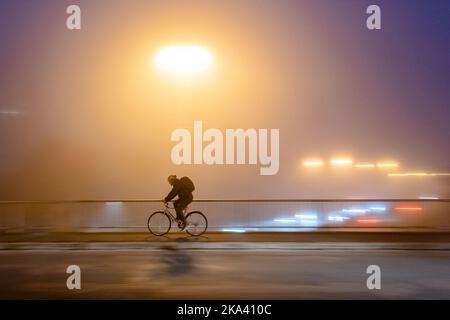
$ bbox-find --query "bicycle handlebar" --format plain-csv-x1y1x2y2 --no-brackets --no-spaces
163,202,176,210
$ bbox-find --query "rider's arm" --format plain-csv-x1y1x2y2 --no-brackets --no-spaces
164,183,180,202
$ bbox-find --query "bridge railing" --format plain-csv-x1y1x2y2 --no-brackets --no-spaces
0,199,449,232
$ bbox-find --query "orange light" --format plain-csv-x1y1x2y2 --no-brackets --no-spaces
303,160,323,167
155,45,213,76
357,219,380,223
396,207,422,212
388,172,450,177
377,162,399,168
331,159,353,166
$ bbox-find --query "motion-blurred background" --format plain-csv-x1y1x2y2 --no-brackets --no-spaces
0,0,449,201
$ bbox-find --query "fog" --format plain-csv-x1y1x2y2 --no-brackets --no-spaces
0,0,449,200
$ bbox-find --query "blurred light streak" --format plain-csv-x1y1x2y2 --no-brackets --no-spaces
222,228,246,233
342,209,368,213
273,219,296,223
396,207,422,212
418,196,439,200
355,163,375,168
377,162,399,168
303,161,323,167
388,172,450,177
331,159,353,166
369,207,386,212
328,215,349,222
295,214,317,220
357,219,381,223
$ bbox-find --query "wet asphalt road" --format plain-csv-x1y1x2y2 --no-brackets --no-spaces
0,239,449,299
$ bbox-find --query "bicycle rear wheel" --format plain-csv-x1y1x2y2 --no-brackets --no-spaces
185,211,208,236
147,211,171,236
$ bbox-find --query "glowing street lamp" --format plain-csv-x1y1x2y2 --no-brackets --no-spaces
154,45,213,76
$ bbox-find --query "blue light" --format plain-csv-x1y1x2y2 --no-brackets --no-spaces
342,209,368,213
295,214,317,220
328,215,349,222
273,219,296,223
369,207,386,212
222,228,246,233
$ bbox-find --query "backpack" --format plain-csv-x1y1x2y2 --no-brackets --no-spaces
180,176,195,193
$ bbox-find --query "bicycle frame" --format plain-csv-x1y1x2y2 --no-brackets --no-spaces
163,202,187,222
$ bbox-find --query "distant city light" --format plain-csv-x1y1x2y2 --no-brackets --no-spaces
328,215,349,222
357,219,381,223
331,159,353,166
377,162,399,168
222,228,246,233
396,207,422,211
294,214,318,227
388,172,450,177
273,219,297,223
303,161,323,167
369,207,387,212
355,163,375,168
342,209,368,213
295,214,317,220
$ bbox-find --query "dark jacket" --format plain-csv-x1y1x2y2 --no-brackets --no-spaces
164,178,193,202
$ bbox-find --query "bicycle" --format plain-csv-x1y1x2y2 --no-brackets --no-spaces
147,202,208,236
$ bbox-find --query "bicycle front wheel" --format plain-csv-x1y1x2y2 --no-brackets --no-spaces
185,211,208,236
147,211,171,236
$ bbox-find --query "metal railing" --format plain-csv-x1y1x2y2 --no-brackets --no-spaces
0,199,449,232
0,198,448,204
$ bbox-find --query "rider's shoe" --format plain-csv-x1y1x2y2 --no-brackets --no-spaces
177,219,187,231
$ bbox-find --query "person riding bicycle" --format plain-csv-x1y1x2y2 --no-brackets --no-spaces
163,175,195,230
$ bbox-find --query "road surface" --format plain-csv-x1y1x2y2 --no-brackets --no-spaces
0,232,449,299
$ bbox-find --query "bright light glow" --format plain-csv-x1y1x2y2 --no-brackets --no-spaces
377,162,399,168
418,196,439,200
355,163,375,168
303,161,323,167
155,45,213,76
331,159,353,166
388,172,428,177
295,214,318,227
396,207,422,211
328,215,349,222
342,209,368,213
388,172,450,177
369,207,387,212
295,214,317,220
357,219,381,223
222,228,246,233
273,219,296,223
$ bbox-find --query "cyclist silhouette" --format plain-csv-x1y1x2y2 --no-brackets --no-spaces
163,175,195,230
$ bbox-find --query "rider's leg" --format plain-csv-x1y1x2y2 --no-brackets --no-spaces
174,194,193,224
174,199,186,224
